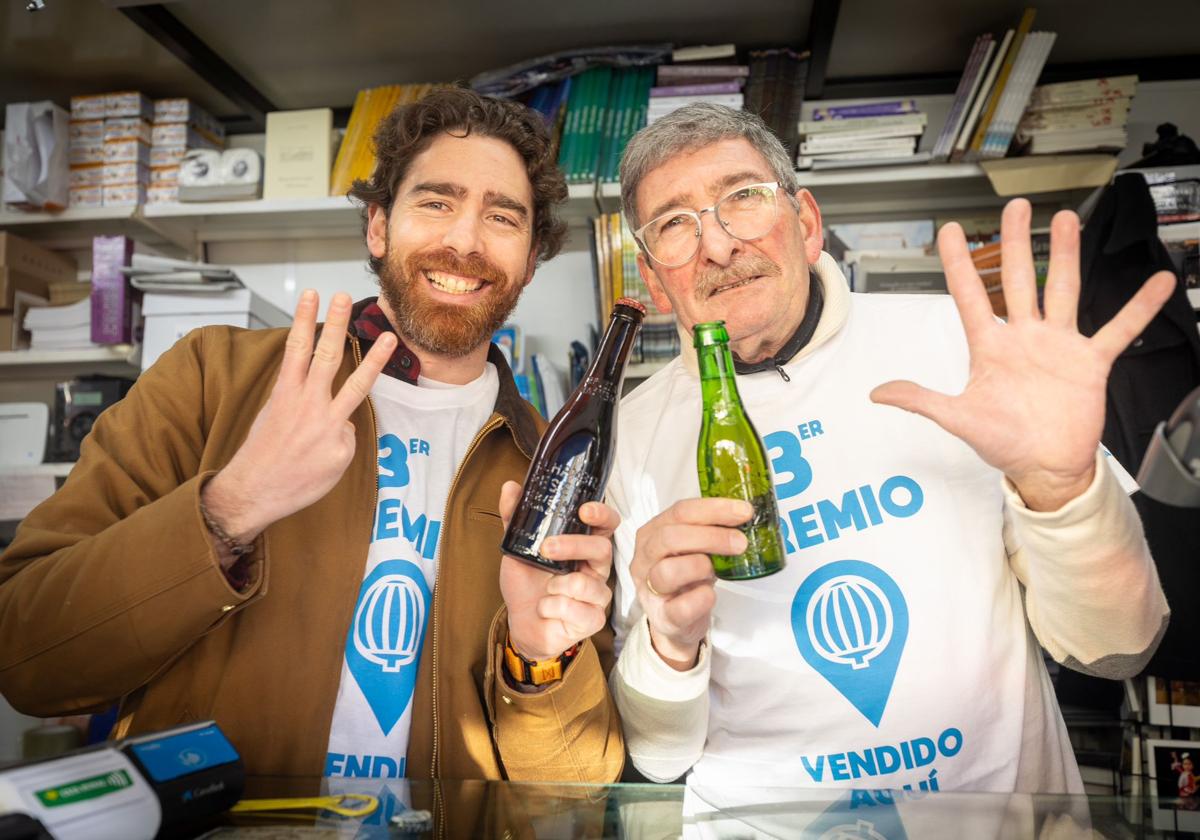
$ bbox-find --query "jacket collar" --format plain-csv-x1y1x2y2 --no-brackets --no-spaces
341,297,541,459
677,251,852,376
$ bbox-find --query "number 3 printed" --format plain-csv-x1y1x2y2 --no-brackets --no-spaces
764,430,812,500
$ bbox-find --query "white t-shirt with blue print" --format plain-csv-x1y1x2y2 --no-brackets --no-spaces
324,363,499,779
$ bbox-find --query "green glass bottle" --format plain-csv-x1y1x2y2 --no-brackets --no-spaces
695,321,786,580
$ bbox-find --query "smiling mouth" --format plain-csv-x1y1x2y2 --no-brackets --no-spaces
424,270,487,295
709,275,763,296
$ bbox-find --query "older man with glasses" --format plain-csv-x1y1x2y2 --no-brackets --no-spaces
604,102,1173,796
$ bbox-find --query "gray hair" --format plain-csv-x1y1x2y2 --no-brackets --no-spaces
620,103,799,231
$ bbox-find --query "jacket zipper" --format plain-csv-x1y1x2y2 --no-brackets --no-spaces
431,415,504,780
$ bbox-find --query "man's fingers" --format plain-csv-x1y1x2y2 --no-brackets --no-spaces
999,199,1039,321
536,596,606,638
660,583,717,630
578,500,621,535
498,480,522,528
278,289,319,389
870,380,961,437
330,331,395,420
1041,210,1082,328
643,521,747,564
659,497,754,528
646,554,714,598
545,570,612,609
541,533,612,580
937,222,995,343
1092,271,1176,362
307,292,354,391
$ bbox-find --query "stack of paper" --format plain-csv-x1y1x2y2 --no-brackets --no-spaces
23,296,94,349
120,253,242,293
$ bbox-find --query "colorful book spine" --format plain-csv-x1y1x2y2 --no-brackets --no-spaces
649,81,744,97
967,7,1037,156
809,99,919,121
931,34,992,161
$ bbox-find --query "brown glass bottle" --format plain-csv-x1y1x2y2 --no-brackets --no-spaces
501,298,645,573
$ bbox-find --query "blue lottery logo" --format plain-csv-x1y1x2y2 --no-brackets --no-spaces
792,560,908,727
346,559,430,735
378,434,410,489
806,790,908,840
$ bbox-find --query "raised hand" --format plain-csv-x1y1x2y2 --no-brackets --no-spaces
631,498,751,670
202,290,396,565
870,199,1175,511
499,481,620,663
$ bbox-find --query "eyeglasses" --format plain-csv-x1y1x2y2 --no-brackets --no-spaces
633,181,782,268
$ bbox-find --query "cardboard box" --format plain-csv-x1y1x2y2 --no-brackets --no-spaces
69,165,104,189
149,165,179,185
68,186,103,208
0,313,14,350
104,91,153,121
0,232,77,300
141,288,290,371
146,184,178,204
68,144,105,166
103,139,150,166
70,94,107,121
69,120,104,144
150,123,223,150
153,98,225,140
102,183,146,206
101,162,149,186
104,117,152,144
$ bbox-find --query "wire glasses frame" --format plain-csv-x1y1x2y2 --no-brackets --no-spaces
632,181,783,268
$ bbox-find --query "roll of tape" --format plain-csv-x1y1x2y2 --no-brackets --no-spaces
220,148,262,185
179,149,222,186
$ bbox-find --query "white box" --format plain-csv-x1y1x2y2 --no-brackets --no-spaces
102,183,146,207
141,289,291,371
105,91,153,121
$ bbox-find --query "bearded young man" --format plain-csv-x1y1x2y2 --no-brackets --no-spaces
0,88,624,784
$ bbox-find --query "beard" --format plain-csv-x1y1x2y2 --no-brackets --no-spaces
377,244,525,358
693,253,782,301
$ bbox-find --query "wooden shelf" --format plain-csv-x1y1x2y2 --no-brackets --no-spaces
0,462,73,478
1,185,610,254
0,345,140,380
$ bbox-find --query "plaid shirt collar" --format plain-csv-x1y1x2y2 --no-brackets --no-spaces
351,298,421,383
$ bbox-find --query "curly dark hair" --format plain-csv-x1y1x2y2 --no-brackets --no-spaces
349,86,567,274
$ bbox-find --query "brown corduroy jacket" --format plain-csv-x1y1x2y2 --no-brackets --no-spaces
0,312,623,783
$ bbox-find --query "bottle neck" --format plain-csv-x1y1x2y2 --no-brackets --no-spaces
697,341,743,408
584,310,641,388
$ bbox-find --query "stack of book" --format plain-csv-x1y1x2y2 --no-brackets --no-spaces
798,102,929,170
120,254,242,293
46,280,91,306
23,297,93,350
330,83,445,196
744,48,810,160
589,211,678,366
648,44,746,127
931,9,1058,162
555,66,655,185
1015,75,1138,155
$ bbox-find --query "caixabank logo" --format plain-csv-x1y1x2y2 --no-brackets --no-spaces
792,560,908,727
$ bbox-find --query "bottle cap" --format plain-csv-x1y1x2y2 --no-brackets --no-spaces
614,297,646,314
693,321,729,347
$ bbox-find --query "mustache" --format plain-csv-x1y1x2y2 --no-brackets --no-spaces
693,255,782,300
404,248,508,287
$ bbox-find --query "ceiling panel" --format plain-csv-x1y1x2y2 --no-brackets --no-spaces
0,0,238,117
827,0,1200,79
168,0,812,111
1,0,1195,132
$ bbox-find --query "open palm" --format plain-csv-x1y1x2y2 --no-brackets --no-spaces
871,199,1175,511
